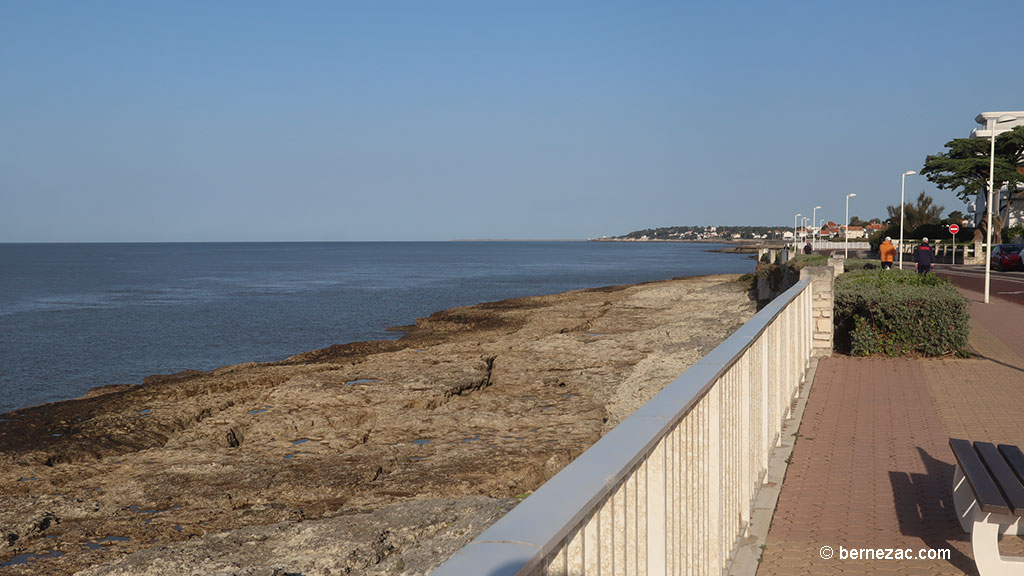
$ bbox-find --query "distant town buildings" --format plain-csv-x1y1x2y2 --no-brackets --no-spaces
610,225,790,242
604,216,896,243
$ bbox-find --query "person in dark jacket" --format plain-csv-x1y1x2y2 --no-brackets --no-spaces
804,241,813,255
913,237,934,274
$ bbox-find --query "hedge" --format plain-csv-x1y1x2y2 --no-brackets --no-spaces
842,258,880,272
834,269,969,356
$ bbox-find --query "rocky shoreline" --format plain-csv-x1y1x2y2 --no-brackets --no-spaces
0,274,756,575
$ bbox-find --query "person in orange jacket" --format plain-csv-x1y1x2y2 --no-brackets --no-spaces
879,236,896,269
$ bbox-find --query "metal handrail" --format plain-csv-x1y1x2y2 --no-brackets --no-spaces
432,279,813,576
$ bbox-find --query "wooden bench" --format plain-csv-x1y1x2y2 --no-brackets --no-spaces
950,438,1024,575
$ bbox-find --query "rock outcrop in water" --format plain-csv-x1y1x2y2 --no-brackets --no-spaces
0,275,755,575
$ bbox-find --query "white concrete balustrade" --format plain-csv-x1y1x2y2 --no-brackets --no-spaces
813,240,869,250
431,279,818,576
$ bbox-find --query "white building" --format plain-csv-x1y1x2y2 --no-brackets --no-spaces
970,111,1024,229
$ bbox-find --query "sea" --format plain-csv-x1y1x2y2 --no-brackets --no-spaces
0,241,754,414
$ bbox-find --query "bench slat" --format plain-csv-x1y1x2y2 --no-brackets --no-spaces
975,442,1024,517
949,438,1010,516
999,444,1024,486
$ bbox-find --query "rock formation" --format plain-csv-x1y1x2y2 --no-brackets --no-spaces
0,275,754,575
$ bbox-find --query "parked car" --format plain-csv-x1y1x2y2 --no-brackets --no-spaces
990,244,1024,271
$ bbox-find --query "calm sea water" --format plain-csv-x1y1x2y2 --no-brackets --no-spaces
0,242,753,413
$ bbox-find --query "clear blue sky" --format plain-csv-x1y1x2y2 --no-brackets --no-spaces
2,1,1021,242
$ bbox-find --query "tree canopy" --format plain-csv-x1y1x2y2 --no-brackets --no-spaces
886,191,944,230
921,126,1024,243
945,210,965,225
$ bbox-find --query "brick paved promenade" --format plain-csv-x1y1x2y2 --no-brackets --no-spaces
758,288,1024,576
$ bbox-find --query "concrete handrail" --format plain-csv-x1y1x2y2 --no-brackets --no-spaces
431,279,814,576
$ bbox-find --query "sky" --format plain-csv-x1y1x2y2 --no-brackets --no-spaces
2,1,1023,242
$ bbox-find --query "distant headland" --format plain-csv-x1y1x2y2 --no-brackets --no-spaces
590,225,790,253
590,225,790,243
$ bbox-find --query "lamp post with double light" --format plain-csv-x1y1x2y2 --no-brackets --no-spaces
845,193,856,259
898,170,916,270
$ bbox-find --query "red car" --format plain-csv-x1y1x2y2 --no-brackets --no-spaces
990,244,1024,271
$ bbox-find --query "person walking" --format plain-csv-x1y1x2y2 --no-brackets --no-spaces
913,237,934,275
879,236,896,269
803,241,813,255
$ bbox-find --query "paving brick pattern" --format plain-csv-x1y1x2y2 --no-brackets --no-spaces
758,358,975,575
960,287,1024,362
758,287,1024,576
946,282,1024,358
924,356,1024,449
924,289,1024,461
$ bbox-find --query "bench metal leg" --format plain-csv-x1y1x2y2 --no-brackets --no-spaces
953,465,976,534
971,512,1024,575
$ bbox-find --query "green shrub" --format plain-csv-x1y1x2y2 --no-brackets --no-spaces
1004,224,1024,243
849,316,899,356
843,258,879,271
737,272,756,292
834,269,968,356
755,254,824,302
908,223,950,241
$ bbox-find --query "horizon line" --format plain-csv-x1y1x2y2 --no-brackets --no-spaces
0,238,594,245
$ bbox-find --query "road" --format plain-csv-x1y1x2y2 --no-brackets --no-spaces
932,263,1024,305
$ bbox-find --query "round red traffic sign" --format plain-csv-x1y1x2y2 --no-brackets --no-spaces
949,224,960,234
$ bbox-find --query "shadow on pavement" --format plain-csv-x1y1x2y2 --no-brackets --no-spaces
888,447,976,574
969,352,1024,375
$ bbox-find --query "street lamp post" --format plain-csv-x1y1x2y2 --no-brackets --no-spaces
845,193,856,259
812,206,822,250
975,114,1018,303
793,213,802,252
898,170,916,270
